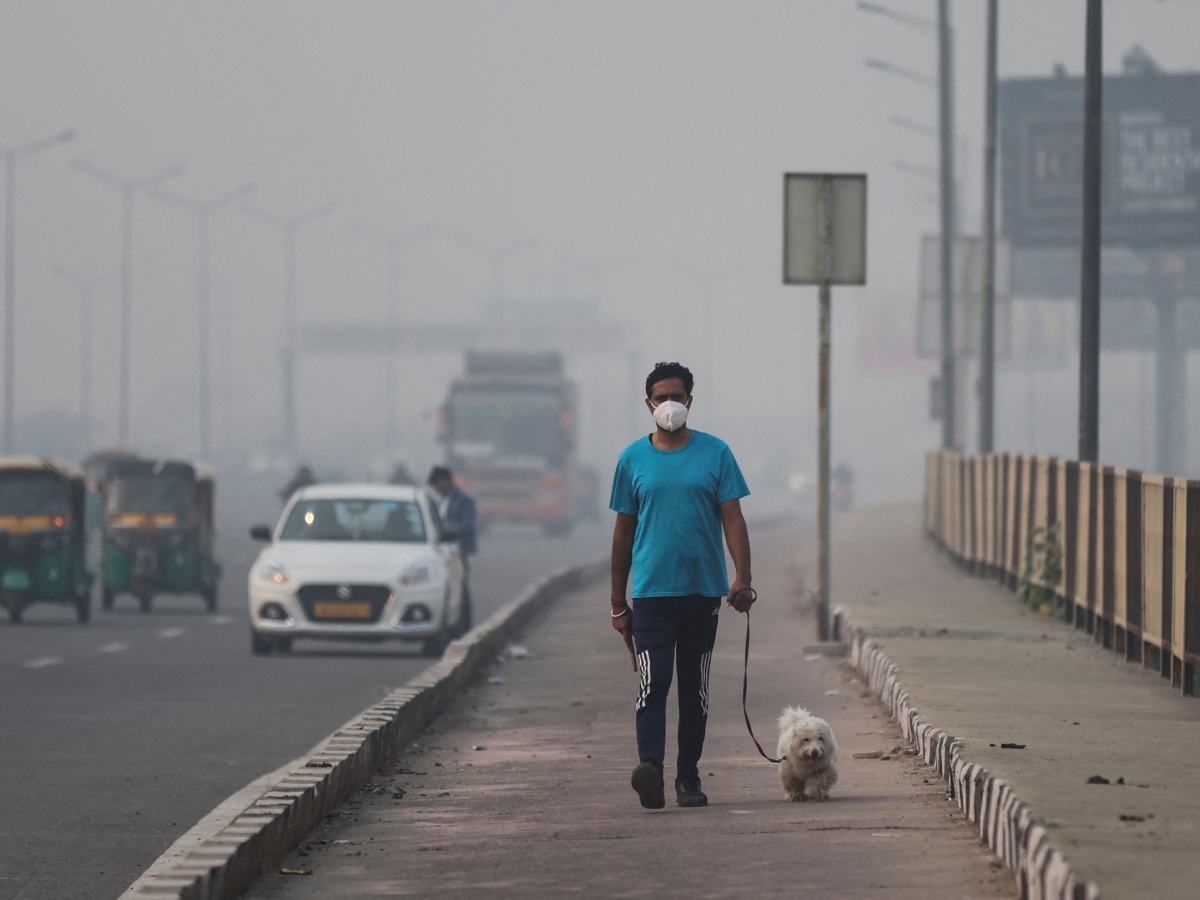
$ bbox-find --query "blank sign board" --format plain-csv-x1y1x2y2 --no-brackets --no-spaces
783,173,867,285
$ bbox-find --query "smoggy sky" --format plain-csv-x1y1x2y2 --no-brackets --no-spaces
2,1,1198,495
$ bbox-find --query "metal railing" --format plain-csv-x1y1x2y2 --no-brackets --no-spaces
926,449,1200,695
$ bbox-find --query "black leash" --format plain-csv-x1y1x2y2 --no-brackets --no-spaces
736,592,786,764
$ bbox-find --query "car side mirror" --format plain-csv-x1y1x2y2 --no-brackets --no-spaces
249,525,272,542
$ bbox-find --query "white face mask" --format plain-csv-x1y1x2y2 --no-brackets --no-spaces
651,399,689,432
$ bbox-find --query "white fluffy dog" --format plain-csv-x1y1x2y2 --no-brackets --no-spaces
776,706,839,801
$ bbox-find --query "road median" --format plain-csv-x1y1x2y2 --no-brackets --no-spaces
122,556,606,900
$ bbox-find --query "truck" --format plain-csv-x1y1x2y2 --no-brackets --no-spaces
438,351,582,536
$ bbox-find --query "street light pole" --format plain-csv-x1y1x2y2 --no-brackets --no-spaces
2,129,75,452
979,0,998,454
348,223,435,460
151,183,254,459
52,267,115,454
1078,0,1103,463
244,201,337,459
74,159,186,449
937,0,957,451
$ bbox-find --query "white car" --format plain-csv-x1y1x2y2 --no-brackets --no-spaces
247,483,466,657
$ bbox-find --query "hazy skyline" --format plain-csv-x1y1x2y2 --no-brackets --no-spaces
2,1,1199,501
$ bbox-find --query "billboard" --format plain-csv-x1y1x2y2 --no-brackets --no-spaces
1000,72,1200,248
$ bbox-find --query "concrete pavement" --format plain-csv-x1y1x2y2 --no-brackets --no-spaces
249,523,1016,899
831,504,1200,900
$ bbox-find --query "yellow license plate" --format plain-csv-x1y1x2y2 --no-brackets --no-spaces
312,601,372,619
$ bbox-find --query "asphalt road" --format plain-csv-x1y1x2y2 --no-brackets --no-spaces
0,477,609,900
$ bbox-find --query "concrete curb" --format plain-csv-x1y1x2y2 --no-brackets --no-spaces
831,604,1102,900
125,556,608,900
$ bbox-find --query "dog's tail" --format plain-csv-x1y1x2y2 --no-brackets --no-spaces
777,705,812,731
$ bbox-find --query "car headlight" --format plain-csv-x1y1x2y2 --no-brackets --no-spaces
400,561,432,587
257,560,290,585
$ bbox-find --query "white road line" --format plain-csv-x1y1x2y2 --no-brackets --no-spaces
97,642,128,653
158,627,186,639
209,615,233,626
24,656,63,669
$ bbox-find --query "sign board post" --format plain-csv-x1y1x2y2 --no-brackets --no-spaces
784,173,867,641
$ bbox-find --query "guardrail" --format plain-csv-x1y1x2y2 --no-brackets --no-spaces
925,450,1200,696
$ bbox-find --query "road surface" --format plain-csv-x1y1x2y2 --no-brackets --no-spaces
0,474,607,900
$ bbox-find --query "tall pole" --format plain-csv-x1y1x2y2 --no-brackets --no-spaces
4,155,14,454
80,282,93,452
385,245,400,456
244,201,337,460
1155,291,1180,474
937,0,957,451
154,184,253,459
119,188,133,448
52,267,114,454
75,159,185,449
282,223,297,456
979,0,998,453
816,177,832,643
1078,0,1103,463
2,129,75,452
198,209,211,458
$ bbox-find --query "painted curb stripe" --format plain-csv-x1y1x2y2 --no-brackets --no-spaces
833,604,1102,900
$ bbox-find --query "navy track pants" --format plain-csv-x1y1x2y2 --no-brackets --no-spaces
631,595,721,781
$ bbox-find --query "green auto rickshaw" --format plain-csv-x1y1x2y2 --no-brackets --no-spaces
101,458,221,613
0,458,93,624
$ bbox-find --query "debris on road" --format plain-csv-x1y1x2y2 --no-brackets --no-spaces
1087,775,1110,785
854,750,884,759
1000,743,1026,750
280,867,312,876
472,745,487,751
507,644,531,659
487,676,506,685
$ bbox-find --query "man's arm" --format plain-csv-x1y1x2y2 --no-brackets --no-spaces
720,498,754,612
610,512,636,637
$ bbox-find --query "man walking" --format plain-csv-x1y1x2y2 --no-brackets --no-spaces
428,466,477,633
609,361,754,809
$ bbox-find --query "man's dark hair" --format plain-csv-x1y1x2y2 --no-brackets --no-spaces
427,466,453,485
645,361,694,398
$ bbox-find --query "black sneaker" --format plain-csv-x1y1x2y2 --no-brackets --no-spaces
631,761,665,809
675,777,708,808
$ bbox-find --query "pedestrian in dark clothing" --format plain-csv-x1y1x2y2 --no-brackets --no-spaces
609,361,755,810
428,466,477,632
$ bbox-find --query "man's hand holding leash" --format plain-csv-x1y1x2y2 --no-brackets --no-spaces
611,592,637,671
726,582,756,613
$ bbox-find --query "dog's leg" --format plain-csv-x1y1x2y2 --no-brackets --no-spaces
803,768,837,801
779,764,807,802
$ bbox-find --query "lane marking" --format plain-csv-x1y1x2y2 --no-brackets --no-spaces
209,615,233,626
24,656,63,669
97,642,129,654
158,627,185,639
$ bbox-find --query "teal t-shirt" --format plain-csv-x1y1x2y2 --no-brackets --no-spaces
609,431,750,599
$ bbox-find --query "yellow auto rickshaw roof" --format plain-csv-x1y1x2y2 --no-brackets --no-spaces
0,456,84,480
106,457,215,484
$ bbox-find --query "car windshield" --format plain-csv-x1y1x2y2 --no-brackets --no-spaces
106,475,193,516
0,471,68,517
280,498,427,543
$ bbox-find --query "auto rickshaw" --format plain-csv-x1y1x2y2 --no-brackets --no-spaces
101,458,221,612
0,457,93,624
